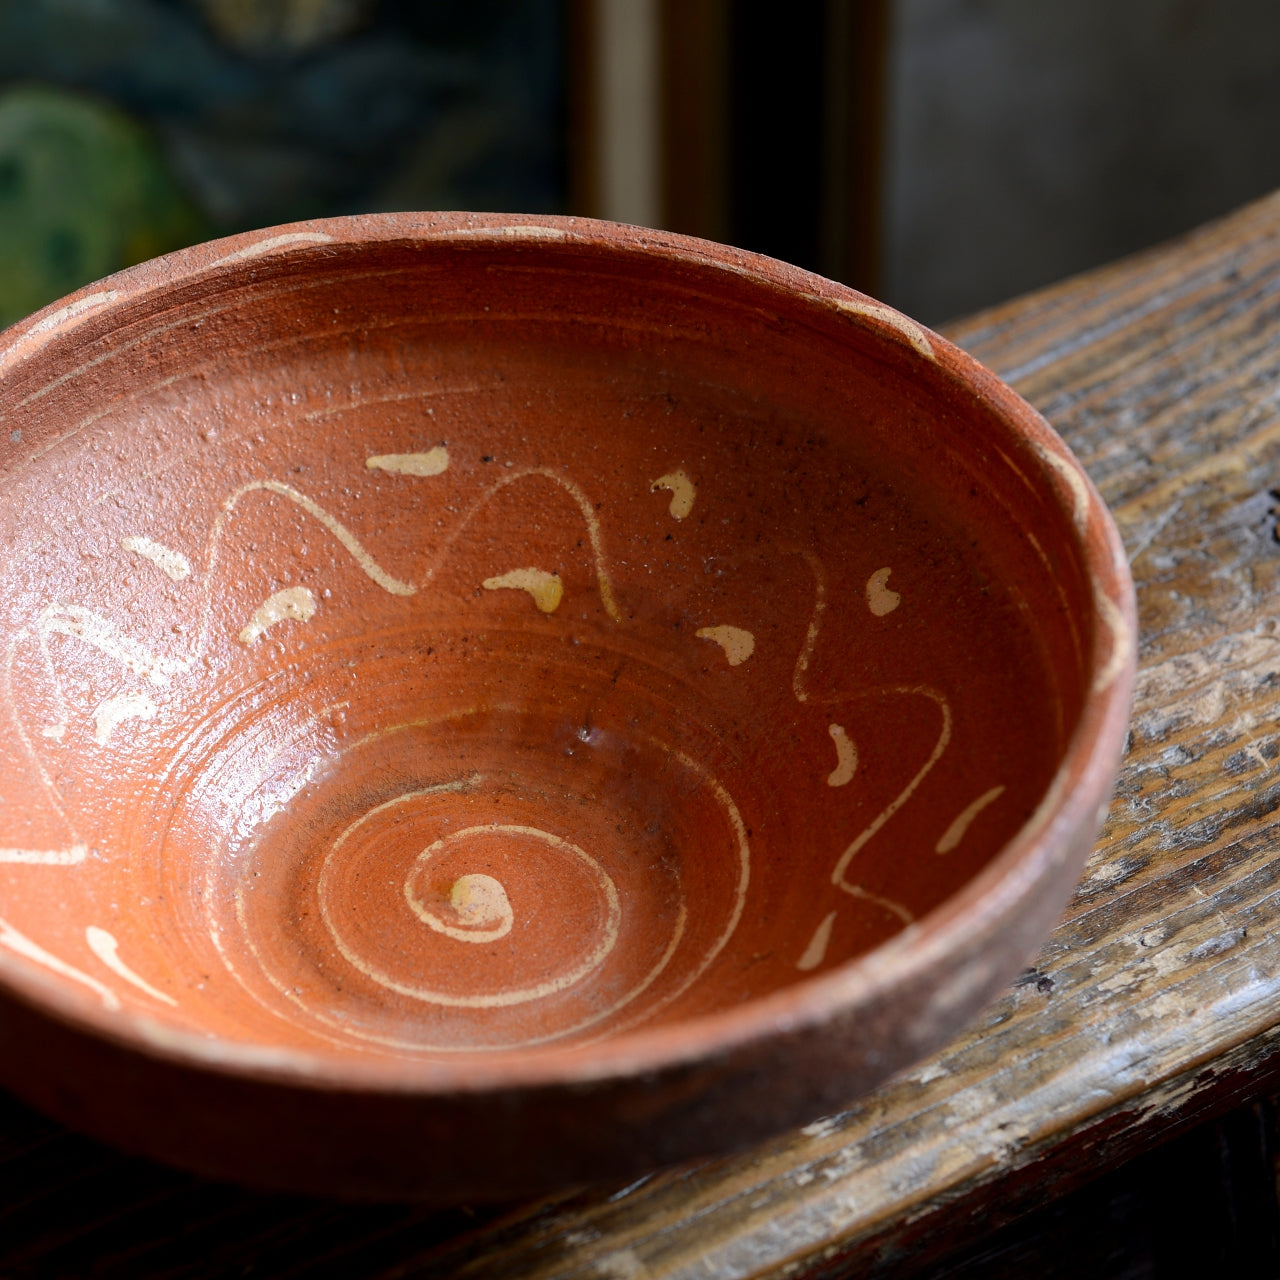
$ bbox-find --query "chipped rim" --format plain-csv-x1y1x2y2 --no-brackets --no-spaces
0,212,1137,1094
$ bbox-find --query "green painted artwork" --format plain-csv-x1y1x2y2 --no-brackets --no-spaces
0,85,207,328
0,2,563,331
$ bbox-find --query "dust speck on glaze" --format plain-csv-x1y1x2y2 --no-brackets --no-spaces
0,213,1134,1202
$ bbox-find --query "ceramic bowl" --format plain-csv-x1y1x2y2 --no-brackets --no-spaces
0,214,1134,1200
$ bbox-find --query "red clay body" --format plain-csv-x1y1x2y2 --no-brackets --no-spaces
0,215,1134,1199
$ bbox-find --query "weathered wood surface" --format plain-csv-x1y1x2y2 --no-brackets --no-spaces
6,191,1280,1277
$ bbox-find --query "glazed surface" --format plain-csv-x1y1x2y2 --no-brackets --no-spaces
0,242,1079,1059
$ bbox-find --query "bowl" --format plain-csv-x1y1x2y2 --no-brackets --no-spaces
0,213,1135,1200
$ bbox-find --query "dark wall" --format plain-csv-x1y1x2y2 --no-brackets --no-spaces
885,0,1280,323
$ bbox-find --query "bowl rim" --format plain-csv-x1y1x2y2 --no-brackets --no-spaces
0,211,1137,1094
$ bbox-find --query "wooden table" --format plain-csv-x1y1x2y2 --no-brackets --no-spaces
6,191,1280,1278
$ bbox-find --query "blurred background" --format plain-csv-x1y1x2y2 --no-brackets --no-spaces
2,0,1279,331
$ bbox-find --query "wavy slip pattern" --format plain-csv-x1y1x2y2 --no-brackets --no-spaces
572,743,751,1050
0,291,119,378
0,490,391,959
4,633,85,858
0,917,118,1010
833,298,935,360
93,692,157,746
0,845,87,865
326,823,623,1009
422,466,622,622
232,754,697,1053
830,687,954,898
0,442,986,1029
122,535,190,581
791,548,828,705
7,463,624,879
86,926,175,1005
213,231,335,265
937,785,1007,854
207,480,417,615
40,604,188,688
1093,588,1133,694
789,549,961,940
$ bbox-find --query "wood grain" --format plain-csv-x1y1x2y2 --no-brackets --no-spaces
7,190,1280,1277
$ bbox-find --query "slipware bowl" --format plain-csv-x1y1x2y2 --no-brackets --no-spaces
0,213,1135,1200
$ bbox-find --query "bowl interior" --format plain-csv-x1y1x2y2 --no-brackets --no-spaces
0,229,1090,1062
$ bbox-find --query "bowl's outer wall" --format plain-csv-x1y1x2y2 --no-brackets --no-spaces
0,214,1136,1199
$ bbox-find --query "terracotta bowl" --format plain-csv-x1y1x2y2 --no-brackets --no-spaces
0,214,1134,1200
